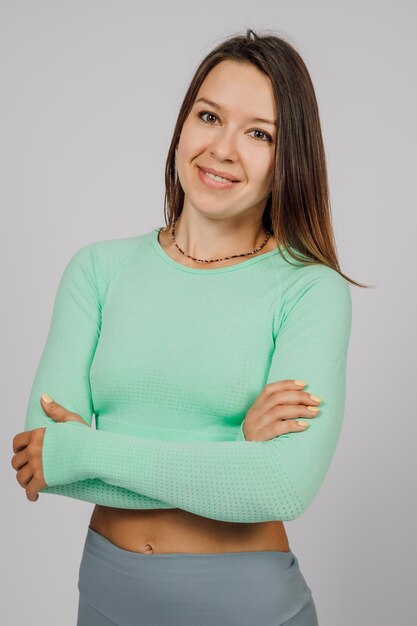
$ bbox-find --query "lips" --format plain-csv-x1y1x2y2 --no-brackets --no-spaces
198,166,240,182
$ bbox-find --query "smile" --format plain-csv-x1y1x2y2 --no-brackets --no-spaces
197,167,240,190
205,171,234,182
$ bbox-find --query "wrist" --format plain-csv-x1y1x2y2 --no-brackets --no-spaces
42,421,92,487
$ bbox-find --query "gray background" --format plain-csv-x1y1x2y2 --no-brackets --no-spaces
1,1,416,624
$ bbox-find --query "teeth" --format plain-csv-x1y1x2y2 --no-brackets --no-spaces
204,170,234,183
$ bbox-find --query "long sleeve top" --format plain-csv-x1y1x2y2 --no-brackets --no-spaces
23,227,352,523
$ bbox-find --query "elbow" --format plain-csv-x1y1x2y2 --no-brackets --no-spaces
269,492,309,522
274,506,306,522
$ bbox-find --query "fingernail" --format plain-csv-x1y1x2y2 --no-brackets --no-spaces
41,393,53,403
309,395,322,403
298,421,310,428
294,380,307,386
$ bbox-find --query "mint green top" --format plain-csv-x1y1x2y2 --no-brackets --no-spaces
24,228,352,523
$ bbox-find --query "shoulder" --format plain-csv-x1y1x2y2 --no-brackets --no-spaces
271,247,350,299
59,229,155,303
75,229,152,261
269,250,352,331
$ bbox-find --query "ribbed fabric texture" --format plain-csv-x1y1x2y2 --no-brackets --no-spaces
24,227,352,523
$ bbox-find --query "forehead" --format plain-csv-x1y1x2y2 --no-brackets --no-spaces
195,60,277,119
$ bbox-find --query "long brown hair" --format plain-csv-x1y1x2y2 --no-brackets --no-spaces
162,28,370,288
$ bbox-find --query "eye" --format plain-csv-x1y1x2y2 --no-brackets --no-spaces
197,110,273,143
198,110,218,125
247,129,273,143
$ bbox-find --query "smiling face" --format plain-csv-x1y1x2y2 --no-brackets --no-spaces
176,59,277,223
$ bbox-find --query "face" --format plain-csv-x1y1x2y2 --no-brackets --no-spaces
176,59,277,223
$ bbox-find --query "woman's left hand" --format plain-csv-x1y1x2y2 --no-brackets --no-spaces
11,394,90,502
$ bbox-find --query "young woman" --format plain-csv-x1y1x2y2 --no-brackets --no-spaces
12,29,366,626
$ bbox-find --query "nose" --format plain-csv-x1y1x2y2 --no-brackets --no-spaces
209,129,239,162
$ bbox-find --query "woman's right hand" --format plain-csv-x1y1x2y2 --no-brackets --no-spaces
242,380,322,441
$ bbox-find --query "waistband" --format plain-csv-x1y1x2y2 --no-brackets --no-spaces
86,525,297,563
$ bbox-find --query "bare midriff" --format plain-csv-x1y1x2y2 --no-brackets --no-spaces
89,506,290,554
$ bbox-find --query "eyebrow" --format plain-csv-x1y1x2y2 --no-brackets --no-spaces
194,97,277,127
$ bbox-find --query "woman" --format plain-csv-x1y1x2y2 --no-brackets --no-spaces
12,29,365,625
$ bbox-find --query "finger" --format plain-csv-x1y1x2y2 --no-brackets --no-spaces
270,404,320,421
12,431,31,453
279,390,322,405
40,394,71,422
25,475,43,502
26,488,39,502
249,404,320,436
11,448,29,471
274,419,311,436
263,379,308,395
262,390,322,414
16,463,33,488
249,415,310,441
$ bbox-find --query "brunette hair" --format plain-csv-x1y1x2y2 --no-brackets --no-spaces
162,28,369,288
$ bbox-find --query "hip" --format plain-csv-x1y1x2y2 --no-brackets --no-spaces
77,526,317,626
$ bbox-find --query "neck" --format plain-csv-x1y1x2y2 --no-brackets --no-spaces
170,217,271,262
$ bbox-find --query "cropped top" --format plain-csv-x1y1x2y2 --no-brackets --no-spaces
23,227,352,523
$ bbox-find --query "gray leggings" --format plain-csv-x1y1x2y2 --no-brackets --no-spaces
77,526,319,626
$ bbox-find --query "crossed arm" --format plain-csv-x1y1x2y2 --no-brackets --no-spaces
19,244,352,522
